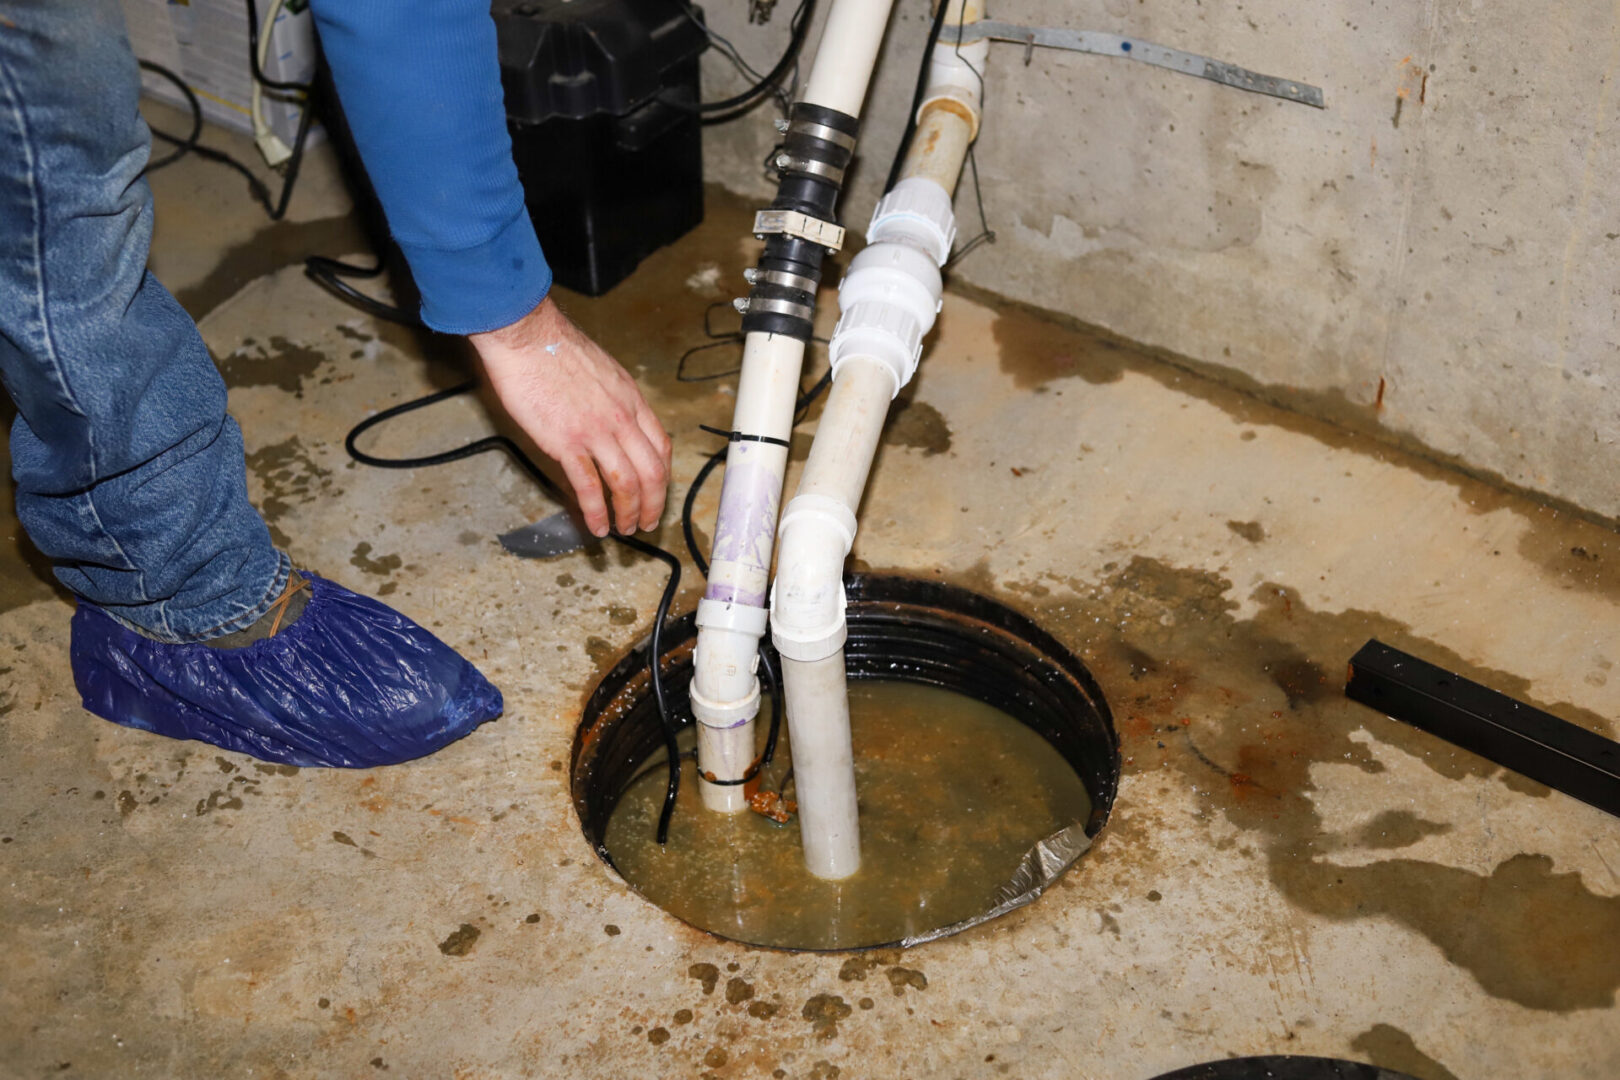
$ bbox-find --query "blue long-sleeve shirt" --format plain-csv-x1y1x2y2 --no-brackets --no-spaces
307,0,551,335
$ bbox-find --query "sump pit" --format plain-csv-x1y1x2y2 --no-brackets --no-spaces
572,574,1120,951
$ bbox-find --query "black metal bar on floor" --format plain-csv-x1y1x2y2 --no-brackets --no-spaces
1345,639,1620,819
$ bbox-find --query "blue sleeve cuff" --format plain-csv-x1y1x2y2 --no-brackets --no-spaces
398,210,553,336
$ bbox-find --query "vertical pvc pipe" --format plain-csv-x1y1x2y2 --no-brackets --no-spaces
691,0,899,812
780,652,861,880
693,333,802,812
801,0,897,116
703,335,802,611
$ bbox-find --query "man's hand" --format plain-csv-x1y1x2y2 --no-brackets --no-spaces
471,297,671,538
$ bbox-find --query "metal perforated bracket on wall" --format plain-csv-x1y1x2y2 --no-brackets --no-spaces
939,19,1325,109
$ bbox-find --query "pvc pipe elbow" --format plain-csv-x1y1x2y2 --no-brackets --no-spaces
921,37,989,134
770,494,858,663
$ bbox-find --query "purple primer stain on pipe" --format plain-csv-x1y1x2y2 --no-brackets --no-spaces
704,447,780,608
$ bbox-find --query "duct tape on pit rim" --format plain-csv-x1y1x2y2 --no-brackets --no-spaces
898,821,1094,947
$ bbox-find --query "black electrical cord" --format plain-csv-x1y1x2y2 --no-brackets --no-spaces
674,300,831,384
880,3,996,263
678,0,796,118
344,382,688,844
884,0,951,193
139,60,204,172
680,449,728,579
945,144,995,268
136,57,314,221
679,360,831,577
304,256,418,325
137,0,319,212
755,646,785,778
666,0,816,121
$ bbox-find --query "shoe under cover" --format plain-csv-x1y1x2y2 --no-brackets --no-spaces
71,573,502,767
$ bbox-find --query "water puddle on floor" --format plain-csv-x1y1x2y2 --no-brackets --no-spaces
603,680,1091,950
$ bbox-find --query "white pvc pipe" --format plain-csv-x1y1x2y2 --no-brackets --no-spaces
691,0,899,811
692,332,802,812
802,0,899,116
797,358,892,504
901,106,975,191
780,652,861,880
773,0,987,877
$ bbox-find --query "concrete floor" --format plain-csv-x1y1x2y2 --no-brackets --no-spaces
3,111,1619,1079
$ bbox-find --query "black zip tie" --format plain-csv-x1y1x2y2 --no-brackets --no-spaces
699,424,791,448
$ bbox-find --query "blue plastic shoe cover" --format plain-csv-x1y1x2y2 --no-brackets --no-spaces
70,574,503,766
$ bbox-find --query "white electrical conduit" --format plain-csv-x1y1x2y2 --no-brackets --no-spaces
771,0,988,879
251,0,295,167
691,0,900,813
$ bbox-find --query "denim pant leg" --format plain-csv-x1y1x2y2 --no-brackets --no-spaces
0,1,288,643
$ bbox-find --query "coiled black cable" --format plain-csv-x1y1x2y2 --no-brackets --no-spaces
304,256,418,325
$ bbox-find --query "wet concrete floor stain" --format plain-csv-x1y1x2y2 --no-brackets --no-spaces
801,993,852,1039
438,923,481,957
1353,809,1452,850
584,636,615,665
882,398,953,456
174,213,370,321
1350,1023,1462,1080
689,962,720,995
245,436,336,550
350,542,402,577
990,301,1134,390
937,553,1620,1014
1227,519,1267,543
885,967,927,996
216,336,328,396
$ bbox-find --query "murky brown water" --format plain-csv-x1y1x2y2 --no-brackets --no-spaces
604,680,1092,950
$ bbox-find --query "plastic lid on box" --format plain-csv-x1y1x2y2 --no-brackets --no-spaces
495,0,709,122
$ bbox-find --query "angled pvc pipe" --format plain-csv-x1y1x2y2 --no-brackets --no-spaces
772,0,988,878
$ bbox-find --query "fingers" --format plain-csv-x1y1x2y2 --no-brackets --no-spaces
633,393,672,466
624,393,670,531
586,434,642,536
558,452,610,538
618,420,670,532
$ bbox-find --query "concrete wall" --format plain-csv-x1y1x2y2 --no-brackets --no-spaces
696,0,1620,522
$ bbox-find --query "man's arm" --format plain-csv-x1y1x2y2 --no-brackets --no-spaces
307,0,668,536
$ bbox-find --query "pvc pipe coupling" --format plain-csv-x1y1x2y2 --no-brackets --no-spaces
770,494,859,662
691,598,768,726
867,177,957,263
826,179,954,397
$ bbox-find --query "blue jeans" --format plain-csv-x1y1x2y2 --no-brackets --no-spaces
0,0,287,643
